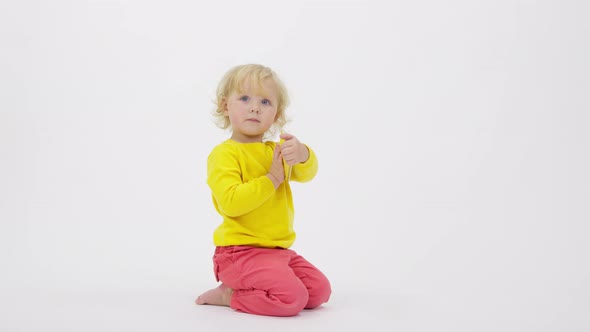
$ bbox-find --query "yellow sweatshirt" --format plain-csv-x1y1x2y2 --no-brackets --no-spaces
207,139,318,248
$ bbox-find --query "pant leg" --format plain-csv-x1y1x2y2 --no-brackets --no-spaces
288,251,332,309
214,246,309,317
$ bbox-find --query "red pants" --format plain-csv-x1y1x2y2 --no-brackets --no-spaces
212,246,331,317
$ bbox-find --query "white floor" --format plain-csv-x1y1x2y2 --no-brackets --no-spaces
1,281,588,332
1,286,387,332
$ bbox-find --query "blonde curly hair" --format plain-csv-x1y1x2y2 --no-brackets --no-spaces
212,64,290,139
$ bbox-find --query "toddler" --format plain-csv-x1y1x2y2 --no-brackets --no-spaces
195,64,331,317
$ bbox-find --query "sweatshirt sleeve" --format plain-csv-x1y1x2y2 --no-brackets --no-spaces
207,144,276,217
290,145,318,183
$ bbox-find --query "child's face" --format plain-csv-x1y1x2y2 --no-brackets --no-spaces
224,78,279,143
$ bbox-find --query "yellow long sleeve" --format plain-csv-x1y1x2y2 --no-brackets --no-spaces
207,139,318,248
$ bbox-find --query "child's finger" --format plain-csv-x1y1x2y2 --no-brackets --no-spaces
280,132,295,141
280,147,289,158
274,146,284,166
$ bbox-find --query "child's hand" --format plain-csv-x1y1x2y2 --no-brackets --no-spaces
280,133,310,165
267,144,285,189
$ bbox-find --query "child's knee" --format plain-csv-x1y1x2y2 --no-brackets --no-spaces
275,282,309,316
306,277,331,309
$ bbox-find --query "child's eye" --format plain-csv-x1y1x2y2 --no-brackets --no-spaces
262,99,271,105
240,96,249,102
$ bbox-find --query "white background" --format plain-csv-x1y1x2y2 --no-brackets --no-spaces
1,0,589,331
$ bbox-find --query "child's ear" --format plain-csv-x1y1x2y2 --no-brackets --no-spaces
222,97,228,115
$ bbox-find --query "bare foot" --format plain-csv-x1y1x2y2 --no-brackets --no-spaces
195,284,233,306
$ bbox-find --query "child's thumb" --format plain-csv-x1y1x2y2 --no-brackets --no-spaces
280,132,294,140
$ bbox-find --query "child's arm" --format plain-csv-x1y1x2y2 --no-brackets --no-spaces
290,145,318,183
207,146,276,217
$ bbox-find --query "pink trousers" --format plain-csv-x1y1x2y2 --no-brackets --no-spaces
212,246,331,317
